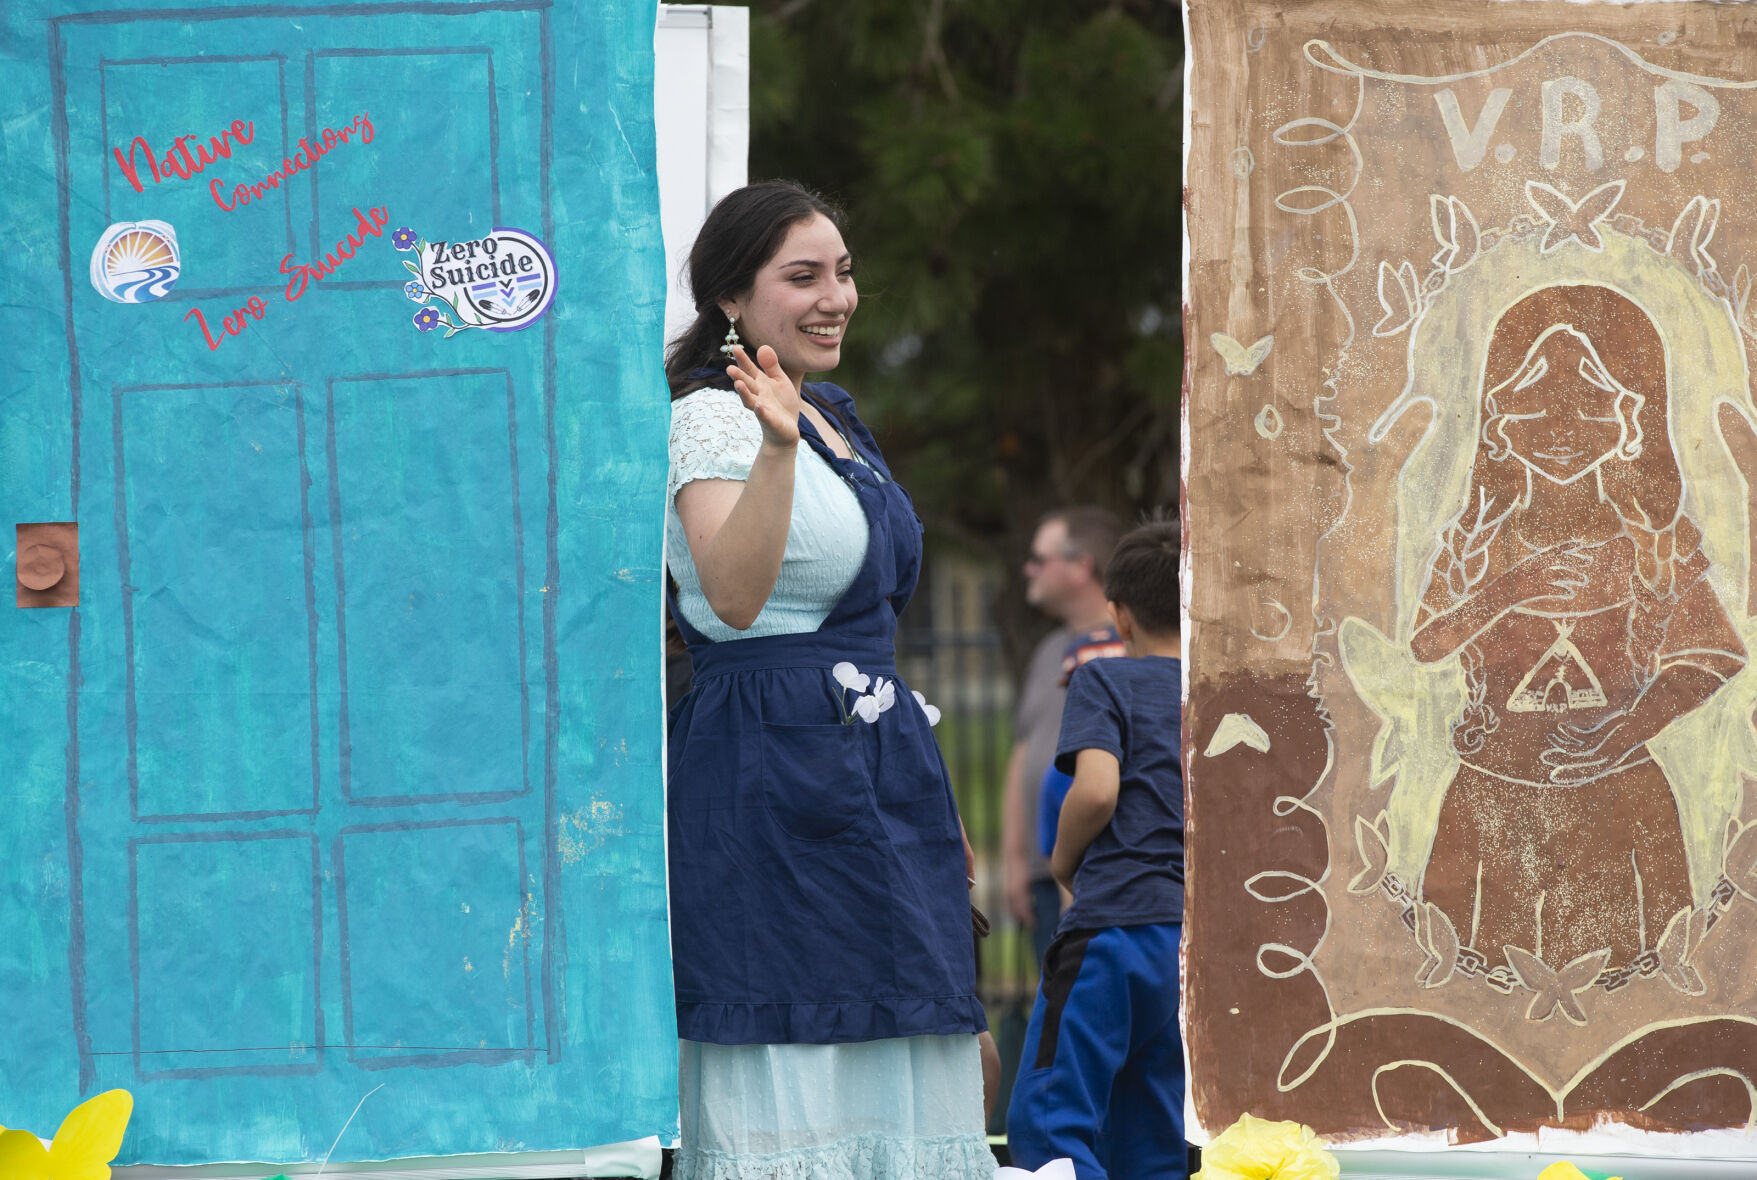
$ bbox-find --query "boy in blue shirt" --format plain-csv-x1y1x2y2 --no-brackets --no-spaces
1006,518,1185,1180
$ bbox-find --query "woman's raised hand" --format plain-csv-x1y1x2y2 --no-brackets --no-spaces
727,343,802,447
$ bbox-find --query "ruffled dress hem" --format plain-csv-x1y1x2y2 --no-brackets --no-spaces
672,1131,996,1180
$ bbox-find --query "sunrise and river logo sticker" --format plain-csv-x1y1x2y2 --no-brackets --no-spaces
89,220,180,303
394,225,555,336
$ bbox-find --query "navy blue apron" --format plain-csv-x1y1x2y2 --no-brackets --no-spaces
666,377,985,1045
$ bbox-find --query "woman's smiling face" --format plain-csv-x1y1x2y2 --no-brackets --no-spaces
720,213,856,386
1490,324,1634,485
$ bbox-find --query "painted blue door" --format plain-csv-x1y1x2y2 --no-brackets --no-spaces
4,0,676,1162
62,2,553,1081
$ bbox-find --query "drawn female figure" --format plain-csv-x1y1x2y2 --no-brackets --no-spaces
1411,284,1746,977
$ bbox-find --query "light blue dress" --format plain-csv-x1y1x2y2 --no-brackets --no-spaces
666,387,991,1180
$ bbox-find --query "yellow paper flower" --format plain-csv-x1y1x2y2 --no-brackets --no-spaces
0,1090,133,1180
1537,1164,1621,1180
1196,1113,1340,1180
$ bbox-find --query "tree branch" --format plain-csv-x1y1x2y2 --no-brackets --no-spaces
919,0,962,104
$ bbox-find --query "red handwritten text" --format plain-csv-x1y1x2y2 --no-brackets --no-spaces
185,204,388,351
210,112,375,212
184,297,268,352
114,120,255,193
280,206,389,301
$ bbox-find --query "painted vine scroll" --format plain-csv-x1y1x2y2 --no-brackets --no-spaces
1186,0,1757,1150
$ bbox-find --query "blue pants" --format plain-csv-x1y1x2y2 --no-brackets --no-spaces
1007,923,1185,1180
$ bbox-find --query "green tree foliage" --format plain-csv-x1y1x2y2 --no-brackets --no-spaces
746,0,1184,661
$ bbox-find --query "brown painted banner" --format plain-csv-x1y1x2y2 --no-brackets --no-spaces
1185,0,1757,1144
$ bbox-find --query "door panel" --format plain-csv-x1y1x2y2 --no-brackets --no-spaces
131,831,322,1077
327,370,531,805
335,818,534,1067
119,381,318,821
101,55,294,296
310,48,503,243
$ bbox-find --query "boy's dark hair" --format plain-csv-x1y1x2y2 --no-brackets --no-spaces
1103,515,1182,633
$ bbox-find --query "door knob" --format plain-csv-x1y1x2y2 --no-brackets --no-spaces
15,522,78,608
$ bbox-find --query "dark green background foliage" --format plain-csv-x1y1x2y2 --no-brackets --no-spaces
745,0,1184,662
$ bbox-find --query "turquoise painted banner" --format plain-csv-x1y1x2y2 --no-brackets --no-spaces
0,0,676,1163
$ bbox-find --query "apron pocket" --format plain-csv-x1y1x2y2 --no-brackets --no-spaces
759,721,873,840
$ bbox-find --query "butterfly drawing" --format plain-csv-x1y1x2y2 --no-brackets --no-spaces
0,1089,132,1180
1526,179,1626,254
1211,332,1273,376
1414,901,1460,989
1505,945,1612,1025
1653,905,1709,996
1429,193,1479,274
1667,193,1720,280
1727,817,1757,901
1347,812,1390,896
1372,258,1422,337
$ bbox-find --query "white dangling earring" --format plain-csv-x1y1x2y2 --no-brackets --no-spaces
720,314,742,356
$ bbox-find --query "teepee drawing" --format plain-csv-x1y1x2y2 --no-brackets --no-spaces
1506,620,1609,713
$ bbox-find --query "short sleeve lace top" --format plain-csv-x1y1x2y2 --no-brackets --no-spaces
666,386,870,642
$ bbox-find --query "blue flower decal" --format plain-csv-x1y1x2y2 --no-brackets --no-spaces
404,279,429,304
413,306,440,332
392,226,419,251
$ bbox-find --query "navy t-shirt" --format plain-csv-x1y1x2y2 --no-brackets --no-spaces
1037,623,1127,857
1053,655,1184,933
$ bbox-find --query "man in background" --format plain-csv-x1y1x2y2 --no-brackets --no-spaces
1003,507,1124,968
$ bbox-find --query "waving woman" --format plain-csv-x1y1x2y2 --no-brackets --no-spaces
663,181,992,1179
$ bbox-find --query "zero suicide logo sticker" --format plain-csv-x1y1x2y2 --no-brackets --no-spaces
395,226,557,336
